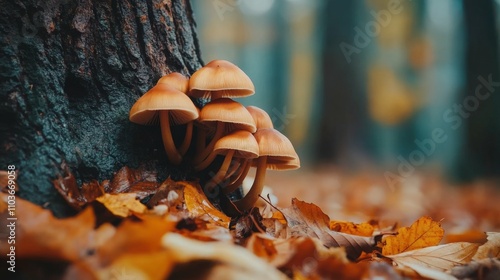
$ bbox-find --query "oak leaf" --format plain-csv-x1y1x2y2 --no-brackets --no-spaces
387,242,479,280
280,198,375,260
473,232,500,260
96,193,147,217
382,216,444,256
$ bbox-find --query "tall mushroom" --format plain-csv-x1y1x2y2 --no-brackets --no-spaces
129,83,199,165
230,128,300,214
193,98,256,166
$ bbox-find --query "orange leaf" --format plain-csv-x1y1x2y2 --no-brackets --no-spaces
182,182,230,227
382,216,444,256
0,193,95,261
96,193,147,217
330,220,375,237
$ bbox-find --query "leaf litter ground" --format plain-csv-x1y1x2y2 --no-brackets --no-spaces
1,166,499,279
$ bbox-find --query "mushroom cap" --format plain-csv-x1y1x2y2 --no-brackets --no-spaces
199,98,256,133
261,157,300,171
253,128,300,170
214,130,259,158
129,83,199,125
157,72,189,93
246,106,273,130
188,60,255,99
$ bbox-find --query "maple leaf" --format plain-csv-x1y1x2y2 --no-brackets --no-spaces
473,232,500,260
387,242,479,280
96,193,147,217
279,198,375,260
382,216,444,256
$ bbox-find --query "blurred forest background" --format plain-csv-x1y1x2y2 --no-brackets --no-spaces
192,0,500,184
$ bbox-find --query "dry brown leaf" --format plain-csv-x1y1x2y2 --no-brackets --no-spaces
96,193,147,217
108,166,157,194
0,193,95,261
382,216,444,256
182,181,230,227
473,232,500,260
162,233,288,280
387,242,479,280
330,220,376,237
279,198,375,260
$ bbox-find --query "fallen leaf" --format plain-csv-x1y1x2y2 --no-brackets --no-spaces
97,215,175,264
162,232,288,280
0,193,95,261
387,242,479,280
97,251,174,280
96,193,147,217
445,230,487,244
473,232,500,260
182,181,230,227
451,257,500,279
108,166,157,194
280,198,375,260
382,216,444,256
330,220,376,237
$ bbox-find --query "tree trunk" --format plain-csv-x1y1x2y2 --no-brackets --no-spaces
0,0,203,216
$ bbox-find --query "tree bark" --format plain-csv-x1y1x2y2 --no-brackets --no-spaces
0,0,203,216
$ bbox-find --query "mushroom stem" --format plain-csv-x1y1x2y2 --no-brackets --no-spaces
204,150,235,193
223,160,251,194
193,122,225,164
178,121,194,156
159,111,182,165
196,125,207,155
233,156,267,211
225,158,242,179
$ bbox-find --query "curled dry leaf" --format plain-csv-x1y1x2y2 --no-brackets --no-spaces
182,181,231,227
96,193,147,217
382,216,444,256
162,233,288,280
279,198,375,260
387,242,479,280
473,232,500,260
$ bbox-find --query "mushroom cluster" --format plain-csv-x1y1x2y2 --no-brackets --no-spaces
129,60,300,215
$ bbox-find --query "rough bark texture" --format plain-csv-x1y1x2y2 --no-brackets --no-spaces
0,0,203,216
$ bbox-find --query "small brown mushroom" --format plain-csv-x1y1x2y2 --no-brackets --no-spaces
189,59,255,100
246,106,274,129
157,72,190,93
230,128,300,214
202,130,259,194
129,83,198,165
193,98,256,165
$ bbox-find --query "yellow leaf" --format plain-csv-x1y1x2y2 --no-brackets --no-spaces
96,193,146,217
388,242,479,280
382,216,444,256
473,232,500,260
330,220,375,237
181,182,230,227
